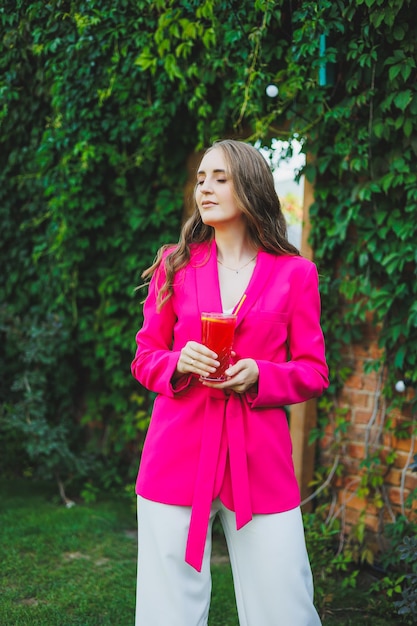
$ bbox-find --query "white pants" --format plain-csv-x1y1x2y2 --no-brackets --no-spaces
136,496,321,626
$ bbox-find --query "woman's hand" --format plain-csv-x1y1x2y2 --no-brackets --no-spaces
202,358,259,394
175,341,220,379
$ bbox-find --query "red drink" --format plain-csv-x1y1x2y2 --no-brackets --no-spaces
201,312,237,381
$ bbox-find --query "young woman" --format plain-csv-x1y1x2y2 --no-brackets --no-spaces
131,139,329,625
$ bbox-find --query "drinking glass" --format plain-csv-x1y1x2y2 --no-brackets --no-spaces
200,312,237,381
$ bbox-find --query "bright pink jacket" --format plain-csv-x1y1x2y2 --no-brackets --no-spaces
131,240,329,571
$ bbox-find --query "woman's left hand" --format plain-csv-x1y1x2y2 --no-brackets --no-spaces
201,358,259,394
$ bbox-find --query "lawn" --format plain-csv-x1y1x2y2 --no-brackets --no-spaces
0,480,239,626
0,480,409,625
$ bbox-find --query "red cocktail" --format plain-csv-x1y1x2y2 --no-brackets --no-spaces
201,312,237,381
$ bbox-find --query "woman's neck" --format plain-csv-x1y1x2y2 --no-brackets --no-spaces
215,232,258,267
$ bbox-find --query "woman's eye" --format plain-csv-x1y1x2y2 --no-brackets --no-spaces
196,177,227,186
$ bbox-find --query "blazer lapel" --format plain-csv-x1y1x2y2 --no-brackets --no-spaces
195,240,223,313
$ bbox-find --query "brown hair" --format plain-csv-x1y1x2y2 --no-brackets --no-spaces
142,139,300,309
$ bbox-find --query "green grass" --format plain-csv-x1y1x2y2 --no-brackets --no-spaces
0,480,239,626
0,480,410,625
0,480,137,625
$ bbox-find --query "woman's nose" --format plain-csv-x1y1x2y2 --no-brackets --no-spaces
200,179,213,193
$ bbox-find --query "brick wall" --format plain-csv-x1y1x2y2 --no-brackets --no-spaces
319,320,417,544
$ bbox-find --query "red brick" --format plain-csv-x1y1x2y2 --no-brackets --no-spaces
335,473,359,489
383,467,416,492
364,513,380,533
354,409,377,425
384,468,402,487
344,372,380,392
382,432,393,447
391,436,415,454
323,423,335,436
346,495,379,516
318,435,333,450
404,472,417,491
343,506,360,528
351,391,374,409
344,460,362,475
386,486,412,507
347,442,366,460
392,450,414,469
339,390,353,406
352,342,384,360
348,425,369,442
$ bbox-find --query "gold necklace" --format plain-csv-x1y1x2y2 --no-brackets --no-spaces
217,254,257,275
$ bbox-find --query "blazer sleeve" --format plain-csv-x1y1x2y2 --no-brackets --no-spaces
131,266,192,397
247,262,329,408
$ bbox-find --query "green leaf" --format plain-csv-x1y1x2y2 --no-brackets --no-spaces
393,90,412,111
394,345,407,370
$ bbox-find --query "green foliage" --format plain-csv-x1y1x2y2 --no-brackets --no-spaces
0,305,87,481
372,517,417,624
263,0,417,551
394,536,417,619
303,506,359,615
0,1,303,487
0,0,196,488
284,0,417,400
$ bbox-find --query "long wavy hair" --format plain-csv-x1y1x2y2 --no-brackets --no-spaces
142,139,300,309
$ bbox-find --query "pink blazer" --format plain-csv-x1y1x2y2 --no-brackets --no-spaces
131,240,329,571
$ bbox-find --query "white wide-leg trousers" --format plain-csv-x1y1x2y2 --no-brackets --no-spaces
135,496,321,626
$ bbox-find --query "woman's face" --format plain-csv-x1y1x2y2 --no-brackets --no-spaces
195,148,243,228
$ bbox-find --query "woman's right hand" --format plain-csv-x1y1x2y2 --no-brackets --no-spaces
176,341,220,378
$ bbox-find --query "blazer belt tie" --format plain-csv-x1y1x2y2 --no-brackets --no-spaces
185,390,252,571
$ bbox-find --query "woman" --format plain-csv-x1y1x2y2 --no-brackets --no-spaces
131,139,329,625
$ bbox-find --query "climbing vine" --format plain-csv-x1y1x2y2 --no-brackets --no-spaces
274,0,417,570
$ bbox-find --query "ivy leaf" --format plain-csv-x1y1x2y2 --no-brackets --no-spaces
393,90,412,111
394,345,407,370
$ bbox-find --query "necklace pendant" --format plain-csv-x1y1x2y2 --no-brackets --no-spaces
217,253,257,274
